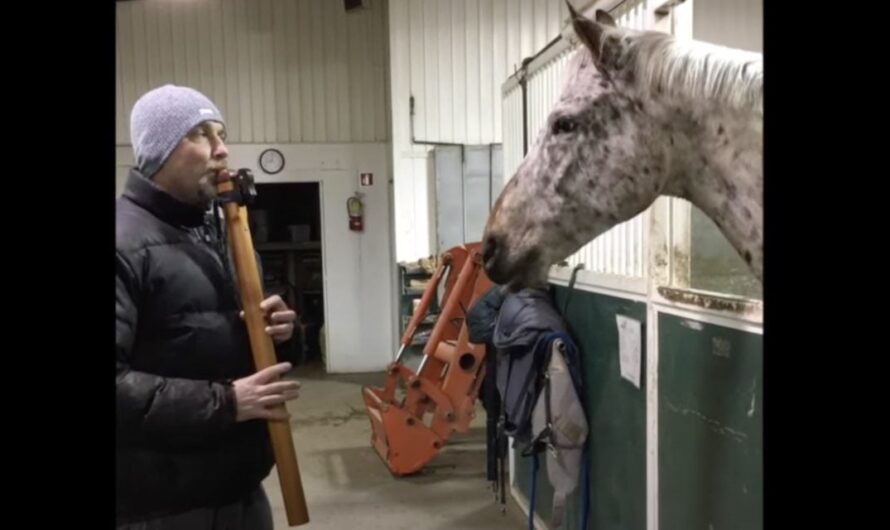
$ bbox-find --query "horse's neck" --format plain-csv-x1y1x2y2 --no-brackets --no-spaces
661,104,763,279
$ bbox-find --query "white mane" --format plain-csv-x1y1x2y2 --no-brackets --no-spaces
630,32,762,112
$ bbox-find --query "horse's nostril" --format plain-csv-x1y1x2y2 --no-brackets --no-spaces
482,236,498,263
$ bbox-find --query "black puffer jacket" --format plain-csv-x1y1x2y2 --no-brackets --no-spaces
115,169,273,523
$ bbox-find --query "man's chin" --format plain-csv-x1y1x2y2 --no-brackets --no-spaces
197,179,219,206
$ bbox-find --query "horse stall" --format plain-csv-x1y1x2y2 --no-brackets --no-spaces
498,1,762,529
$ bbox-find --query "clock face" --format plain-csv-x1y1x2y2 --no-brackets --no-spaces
259,149,285,174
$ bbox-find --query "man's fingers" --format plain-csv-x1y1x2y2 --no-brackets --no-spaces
265,323,293,336
257,395,286,407
269,310,296,324
260,381,301,395
257,390,300,407
260,295,286,313
252,362,293,382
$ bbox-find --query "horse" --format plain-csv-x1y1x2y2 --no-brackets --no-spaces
482,2,762,290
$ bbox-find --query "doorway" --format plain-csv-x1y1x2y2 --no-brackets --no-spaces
248,182,324,366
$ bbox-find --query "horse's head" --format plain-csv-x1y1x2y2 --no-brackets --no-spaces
483,2,763,289
483,5,664,288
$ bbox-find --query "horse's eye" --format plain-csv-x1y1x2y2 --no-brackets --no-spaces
552,117,578,135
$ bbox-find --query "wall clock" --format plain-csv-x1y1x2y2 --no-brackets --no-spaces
259,148,285,175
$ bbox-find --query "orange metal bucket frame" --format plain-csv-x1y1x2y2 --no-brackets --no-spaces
362,242,494,476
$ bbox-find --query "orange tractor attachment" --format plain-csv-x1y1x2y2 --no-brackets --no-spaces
362,242,493,475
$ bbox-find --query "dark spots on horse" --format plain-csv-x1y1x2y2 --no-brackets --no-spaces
744,250,752,264
542,175,551,188
555,178,572,198
516,248,542,276
700,155,708,167
614,53,630,71
743,207,752,220
717,124,725,135
603,36,621,66
608,213,620,223
627,174,637,185
591,121,606,138
726,183,738,200
599,81,610,89
563,228,577,243
587,179,596,189
603,144,611,155
623,68,636,84
608,105,620,121
669,136,674,146
643,166,650,174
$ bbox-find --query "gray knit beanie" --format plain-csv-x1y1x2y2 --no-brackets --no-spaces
129,85,226,179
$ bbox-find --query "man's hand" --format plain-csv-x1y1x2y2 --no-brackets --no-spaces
240,294,297,343
232,362,301,422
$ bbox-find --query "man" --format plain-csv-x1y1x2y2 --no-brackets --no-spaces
116,85,300,529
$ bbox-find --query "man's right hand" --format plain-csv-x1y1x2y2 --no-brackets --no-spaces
232,362,301,422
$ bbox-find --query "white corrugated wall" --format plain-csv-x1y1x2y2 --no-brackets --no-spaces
389,0,573,261
500,84,524,194
693,0,762,53
397,0,569,145
116,0,389,145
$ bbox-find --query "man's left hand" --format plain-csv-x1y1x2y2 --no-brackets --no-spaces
241,294,297,343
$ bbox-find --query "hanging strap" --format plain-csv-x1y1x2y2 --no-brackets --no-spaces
580,445,590,530
529,452,539,530
562,263,584,315
520,349,554,458
497,355,515,508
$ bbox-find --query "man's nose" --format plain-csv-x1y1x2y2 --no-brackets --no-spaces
212,139,229,160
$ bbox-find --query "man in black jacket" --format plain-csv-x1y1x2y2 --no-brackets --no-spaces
116,85,301,529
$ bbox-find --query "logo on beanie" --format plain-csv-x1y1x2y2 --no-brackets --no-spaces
199,108,215,116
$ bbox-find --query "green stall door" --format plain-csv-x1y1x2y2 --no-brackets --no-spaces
659,313,762,530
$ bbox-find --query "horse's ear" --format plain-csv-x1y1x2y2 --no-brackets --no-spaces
566,1,606,63
595,10,617,27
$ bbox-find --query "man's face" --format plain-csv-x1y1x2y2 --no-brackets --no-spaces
153,121,229,209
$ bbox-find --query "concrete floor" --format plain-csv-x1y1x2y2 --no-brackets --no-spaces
264,360,528,529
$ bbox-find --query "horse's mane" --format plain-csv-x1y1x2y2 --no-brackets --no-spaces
627,31,762,112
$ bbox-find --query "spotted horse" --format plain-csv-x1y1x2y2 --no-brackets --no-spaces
483,1,763,289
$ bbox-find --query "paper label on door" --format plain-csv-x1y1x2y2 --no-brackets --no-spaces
616,315,642,388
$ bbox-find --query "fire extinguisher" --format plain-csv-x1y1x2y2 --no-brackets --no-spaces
347,194,364,232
